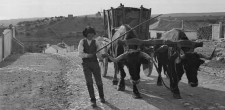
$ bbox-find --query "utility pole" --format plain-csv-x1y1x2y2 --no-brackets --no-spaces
181,20,184,31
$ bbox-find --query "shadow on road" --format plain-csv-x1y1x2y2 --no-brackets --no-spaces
0,53,23,68
104,101,120,110
103,74,225,109
83,101,120,110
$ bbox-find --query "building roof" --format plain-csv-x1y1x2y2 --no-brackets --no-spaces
62,39,76,46
50,45,65,50
149,19,210,32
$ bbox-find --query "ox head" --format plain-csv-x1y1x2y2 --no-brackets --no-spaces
116,51,151,85
176,48,216,87
156,45,215,87
158,28,216,87
179,52,204,87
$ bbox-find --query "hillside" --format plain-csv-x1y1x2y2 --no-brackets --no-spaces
1,11,225,27
158,12,225,17
49,16,104,36
0,17,45,26
8,11,225,52
14,15,104,52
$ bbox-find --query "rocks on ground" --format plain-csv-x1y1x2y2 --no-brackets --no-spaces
0,53,71,110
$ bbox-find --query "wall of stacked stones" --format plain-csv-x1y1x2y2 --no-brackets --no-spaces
197,25,212,40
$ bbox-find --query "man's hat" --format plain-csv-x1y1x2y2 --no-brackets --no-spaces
82,26,96,37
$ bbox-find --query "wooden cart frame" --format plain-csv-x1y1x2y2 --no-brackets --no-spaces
101,4,153,76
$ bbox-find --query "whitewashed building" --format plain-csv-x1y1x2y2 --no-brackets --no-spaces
212,22,225,41
61,40,75,52
0,28,12,62
44,45,67,54
0,27,24,62
149,19,210,40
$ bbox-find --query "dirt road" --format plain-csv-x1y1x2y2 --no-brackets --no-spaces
65,52,225,110
0,53,71,110
0,52,225,110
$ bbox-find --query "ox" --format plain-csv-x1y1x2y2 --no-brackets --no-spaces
108,24,151,98
154,28,215,99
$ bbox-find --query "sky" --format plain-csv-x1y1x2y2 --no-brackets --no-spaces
0,0,224,20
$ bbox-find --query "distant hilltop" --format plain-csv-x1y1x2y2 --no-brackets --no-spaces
0,12,102,27
1,12,225,26
0,17,45,27
155,12,225,17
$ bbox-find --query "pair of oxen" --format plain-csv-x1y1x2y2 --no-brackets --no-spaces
99,24,215,99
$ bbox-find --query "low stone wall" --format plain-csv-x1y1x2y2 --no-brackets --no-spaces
200,66,225,78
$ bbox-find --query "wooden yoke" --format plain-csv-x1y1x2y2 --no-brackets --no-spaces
118,38,203,49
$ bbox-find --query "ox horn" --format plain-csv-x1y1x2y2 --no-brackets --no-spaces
116,50,152,62
108,51,152,62
156,45,169,53
107,52,130,62
116,52,129,61
199,47,216,60
139,51,152,61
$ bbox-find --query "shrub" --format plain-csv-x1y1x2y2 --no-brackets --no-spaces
26,32,31,36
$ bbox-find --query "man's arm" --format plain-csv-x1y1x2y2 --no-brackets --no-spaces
78,39,93,58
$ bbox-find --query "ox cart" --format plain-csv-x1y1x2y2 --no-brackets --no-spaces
101,4,153,77
100,4,215,99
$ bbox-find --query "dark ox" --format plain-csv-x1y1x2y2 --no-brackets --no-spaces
109,24,150,98
154,28,215,99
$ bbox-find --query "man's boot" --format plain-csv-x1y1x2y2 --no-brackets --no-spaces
87,84,97,107
90,98,97,107
97,85,105,103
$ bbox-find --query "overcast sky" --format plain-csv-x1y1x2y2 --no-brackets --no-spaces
0,0,224,20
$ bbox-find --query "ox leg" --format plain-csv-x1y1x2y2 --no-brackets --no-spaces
167,56,182,99
157,75,163,86
133,84,142,99
168,74,181,99
169,69,181,99
112,62,119,85
117,64,126,91
171,64,184,99
163,65,169,78
157,63,163,86
171,82,181,99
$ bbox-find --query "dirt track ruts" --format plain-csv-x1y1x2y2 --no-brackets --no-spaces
1,52,225,110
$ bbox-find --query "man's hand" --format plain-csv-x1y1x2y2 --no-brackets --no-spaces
87,54,95,58
101,53,109,58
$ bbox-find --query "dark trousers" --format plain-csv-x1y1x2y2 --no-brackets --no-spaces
82,61,104,101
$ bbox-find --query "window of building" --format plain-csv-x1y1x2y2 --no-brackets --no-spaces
156,33,162,39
